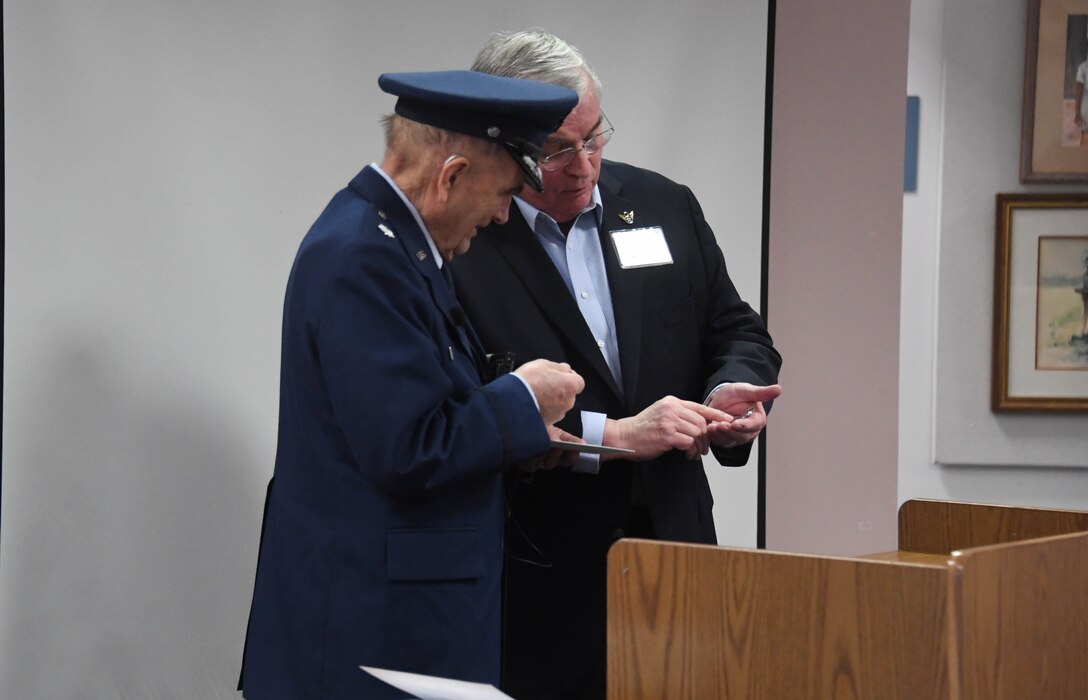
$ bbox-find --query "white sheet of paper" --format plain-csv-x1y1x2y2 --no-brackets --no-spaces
610,226,673,268
360,666,515,700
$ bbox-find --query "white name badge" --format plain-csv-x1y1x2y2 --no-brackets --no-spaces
610,227,673,269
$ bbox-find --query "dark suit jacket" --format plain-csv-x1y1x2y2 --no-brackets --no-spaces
451,159,781,699
239,166,549,699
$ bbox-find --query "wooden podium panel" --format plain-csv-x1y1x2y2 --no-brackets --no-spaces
607,540,954,699
954,531,1088,700
898,498,1088,554
607,500,1088,700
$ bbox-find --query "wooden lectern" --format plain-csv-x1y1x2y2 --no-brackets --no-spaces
607,499,1088,699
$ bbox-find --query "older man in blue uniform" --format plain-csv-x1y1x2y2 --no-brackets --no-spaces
238,70,583,699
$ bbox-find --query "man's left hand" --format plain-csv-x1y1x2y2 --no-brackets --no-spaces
520,425,582,473
705,383,783,449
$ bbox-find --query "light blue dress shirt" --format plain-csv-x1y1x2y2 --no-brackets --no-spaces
515,188,620,473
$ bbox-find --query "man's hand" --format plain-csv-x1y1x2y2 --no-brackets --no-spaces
601,396,730,462
520,425,582,473
513,359,584,425
704,383,783,449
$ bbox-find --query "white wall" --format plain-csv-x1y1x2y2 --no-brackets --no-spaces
901,0,1088,507
0,1,770,696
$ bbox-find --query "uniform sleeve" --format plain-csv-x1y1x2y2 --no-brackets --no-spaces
313,246,549,496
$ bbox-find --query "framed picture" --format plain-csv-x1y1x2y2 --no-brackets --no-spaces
1021,0,1088,182
993,193,1088,411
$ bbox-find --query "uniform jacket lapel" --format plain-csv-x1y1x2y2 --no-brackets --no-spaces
350,167,485,373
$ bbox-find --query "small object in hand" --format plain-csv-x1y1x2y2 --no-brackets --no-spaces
549,440,635,456
739,406,756,420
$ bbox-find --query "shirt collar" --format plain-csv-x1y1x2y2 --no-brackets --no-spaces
370,163,444,269
514,185,603,237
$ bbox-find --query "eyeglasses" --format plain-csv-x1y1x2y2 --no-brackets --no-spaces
538,112,614,172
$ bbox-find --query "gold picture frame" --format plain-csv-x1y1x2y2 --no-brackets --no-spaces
993,193,1088,411
1021,0,1088,182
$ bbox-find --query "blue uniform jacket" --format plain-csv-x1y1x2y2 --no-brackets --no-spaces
240,165,549,699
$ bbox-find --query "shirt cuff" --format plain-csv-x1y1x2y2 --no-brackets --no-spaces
703,382,730,406
571,411,606,474
510,373,540,411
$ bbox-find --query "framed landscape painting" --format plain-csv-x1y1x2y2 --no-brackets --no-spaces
992,193,1088,411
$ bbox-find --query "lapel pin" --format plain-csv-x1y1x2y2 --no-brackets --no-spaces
378,223,396,238
619,211,634,224
378,210,388,220
416,250,428,261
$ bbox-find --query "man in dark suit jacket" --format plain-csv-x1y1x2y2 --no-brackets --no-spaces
238,70,585,699
451,31,783,699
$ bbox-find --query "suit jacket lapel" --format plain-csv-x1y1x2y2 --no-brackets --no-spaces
597,166,644,408
486,205,623,400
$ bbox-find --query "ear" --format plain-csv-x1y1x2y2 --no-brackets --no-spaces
437,155,470,202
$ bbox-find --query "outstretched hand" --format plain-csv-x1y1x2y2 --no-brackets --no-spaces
704,382,782,449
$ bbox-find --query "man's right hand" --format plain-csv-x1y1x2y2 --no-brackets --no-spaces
514,359,584,425
601,396,730,461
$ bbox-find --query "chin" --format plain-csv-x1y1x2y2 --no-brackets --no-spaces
566,191,592,212
454,237,475,256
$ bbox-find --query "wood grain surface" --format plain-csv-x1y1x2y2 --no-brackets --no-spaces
608,500,1088,699
607,540,953,699
898,498,1088,554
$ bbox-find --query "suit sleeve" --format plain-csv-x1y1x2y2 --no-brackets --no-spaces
684,185,782,466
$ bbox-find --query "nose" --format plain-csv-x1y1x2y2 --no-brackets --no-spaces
493,197,511,225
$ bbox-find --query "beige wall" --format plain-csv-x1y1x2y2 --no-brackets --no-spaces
766,0,912,555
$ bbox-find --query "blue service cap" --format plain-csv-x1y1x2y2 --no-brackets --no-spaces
378,70,578,191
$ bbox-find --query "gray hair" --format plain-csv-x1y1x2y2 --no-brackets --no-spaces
381,113,446,150
471,29,602,100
